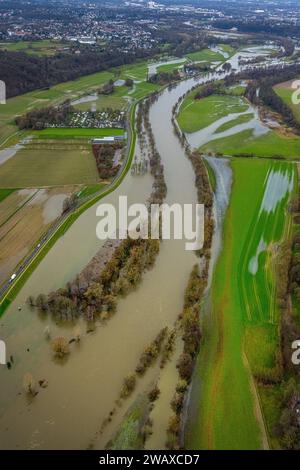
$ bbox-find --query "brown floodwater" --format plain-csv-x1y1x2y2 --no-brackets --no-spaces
0,77,201,450
0,47,267,449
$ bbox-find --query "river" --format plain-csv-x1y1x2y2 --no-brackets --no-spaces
0,45,276,449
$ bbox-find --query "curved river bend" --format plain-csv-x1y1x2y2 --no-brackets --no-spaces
0,48,270,449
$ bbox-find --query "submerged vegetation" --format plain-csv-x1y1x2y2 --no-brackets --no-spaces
29,237,160,324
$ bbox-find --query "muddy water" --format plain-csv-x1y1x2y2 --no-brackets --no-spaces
0,77,204,450
0,136,32,165
0,47,273,449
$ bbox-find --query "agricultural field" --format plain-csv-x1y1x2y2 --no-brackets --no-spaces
200,128,300,159
177,92,249,133
186,158,296,450
119,62,148,82
31,127,125,139
186,48,225,63
0,186,77,286
156,59,186,74
0,40,68,56
0,140,99,188
274,79,300,123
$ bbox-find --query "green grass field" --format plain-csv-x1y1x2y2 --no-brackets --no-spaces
74,85,128,111
225,85,246,96
31,127,125,139
75,95,127,111
0,40,66,56
156,59,186,74
119,62,148,82
186,48,224,63
0,145,99,187
200,128,300,159
215,113,254,133
185,44,236,63
274,80,300,124
177,93,249,133
220,44,236,55
0,188,15,202
130,81,160,100
186,158,295,450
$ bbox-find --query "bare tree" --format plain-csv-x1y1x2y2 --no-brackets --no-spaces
51,337,70,357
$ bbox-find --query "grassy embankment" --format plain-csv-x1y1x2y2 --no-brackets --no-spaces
177,93,249,134
200,129,300,159
186,158,296,450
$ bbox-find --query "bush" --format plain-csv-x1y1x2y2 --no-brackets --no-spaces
51,336,70,357
120,374,136,399
148,385,160,402
177,352,194,382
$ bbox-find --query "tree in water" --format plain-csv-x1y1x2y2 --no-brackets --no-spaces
23,373,36,395
51,336,70,358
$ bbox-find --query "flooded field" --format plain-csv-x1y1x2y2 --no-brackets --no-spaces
0,45,278,449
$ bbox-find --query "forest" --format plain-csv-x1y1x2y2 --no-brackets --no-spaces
0,47,153,98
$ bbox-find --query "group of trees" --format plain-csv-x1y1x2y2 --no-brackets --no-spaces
137,93,167,205
273,378,300,449
148,70,181,86
166,264,205,449
254,202,300,448
231,63,300,134
187,150,214,255
15,102,73,130
245,80,300,134
172,93,214,256
92,143,123,179
135,328,168,376
213,19,299,45
194,82,221,101
29,237,160,323
0,46,154,98
99,80,114,95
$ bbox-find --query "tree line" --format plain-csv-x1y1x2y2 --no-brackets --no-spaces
0,47,154,98
15,103,73,130
227,63,300,134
